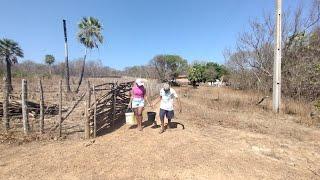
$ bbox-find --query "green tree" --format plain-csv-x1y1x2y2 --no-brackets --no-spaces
0,38,24,91
188,62,228,86
187,63,206,87
150,54,188,82
204,65,217,82
75,17,104,93
206,62,228,80
44,54,55,75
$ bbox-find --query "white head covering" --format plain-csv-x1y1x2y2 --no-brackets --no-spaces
163,83,170,91
135,78,144,86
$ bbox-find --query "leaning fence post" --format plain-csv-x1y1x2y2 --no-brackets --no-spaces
92,85,97,138
22,79,30,134
58,80,62,137
85,81,91,139
39,79,44,133
3,77,9,131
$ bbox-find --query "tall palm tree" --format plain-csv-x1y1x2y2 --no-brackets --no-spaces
75,17,104,93
0,38,24,91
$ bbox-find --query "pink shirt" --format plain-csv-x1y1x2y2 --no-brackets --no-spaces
132,86,145,99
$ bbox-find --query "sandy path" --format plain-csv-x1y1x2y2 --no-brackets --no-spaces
1,87,320,180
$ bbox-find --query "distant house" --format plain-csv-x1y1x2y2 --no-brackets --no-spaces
175,75,189,85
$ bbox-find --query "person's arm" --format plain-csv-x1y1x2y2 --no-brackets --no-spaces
177,97,182,113
152,96,161,107
145,95,153,108
128,90,133,108
173,89,182,113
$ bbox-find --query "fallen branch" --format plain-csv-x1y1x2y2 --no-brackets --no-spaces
256,96,270,105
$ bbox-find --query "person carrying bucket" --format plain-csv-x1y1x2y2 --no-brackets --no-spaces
153,83,182,134
128,78,153,131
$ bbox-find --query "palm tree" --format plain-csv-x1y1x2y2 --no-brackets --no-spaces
75,17,103,93
0,38,24,91
44,54,55,75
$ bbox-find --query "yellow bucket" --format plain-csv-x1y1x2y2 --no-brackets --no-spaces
125,112,136,125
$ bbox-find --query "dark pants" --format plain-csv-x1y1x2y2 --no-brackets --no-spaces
159,108,174,121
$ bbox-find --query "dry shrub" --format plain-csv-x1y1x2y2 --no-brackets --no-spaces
282,99,319,126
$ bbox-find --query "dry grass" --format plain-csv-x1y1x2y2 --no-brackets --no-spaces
178,86,319,141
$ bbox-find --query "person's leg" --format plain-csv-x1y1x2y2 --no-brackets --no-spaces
137,107,144,131
167,110,174,129
133,108,139,127
159,109,165,133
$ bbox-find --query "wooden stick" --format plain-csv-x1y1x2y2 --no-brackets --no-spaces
112,84,117,127
3,77,9,131
39,79,44,134
85,81,91,139
256,96,270,105
22,79,30,134
63,92,86,120
93,85,97,138
58,80,62,137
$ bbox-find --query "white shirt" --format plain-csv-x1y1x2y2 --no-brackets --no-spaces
160,88,178,111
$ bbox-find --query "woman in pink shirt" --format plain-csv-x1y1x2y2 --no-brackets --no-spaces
129,79,152,131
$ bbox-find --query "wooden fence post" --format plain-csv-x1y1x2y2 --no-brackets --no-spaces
39,79,44,133
58,80,62,137
22,79,30,134
93,85,97,138
85,81,91,139
3,77,9,131
112,83,117,127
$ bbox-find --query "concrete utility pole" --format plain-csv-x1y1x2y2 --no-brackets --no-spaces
273,0,282,113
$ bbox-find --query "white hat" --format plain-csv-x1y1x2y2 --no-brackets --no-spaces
163,83,170,91
135,78,144,86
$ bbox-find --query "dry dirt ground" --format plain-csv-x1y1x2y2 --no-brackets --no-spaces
1,87,320,180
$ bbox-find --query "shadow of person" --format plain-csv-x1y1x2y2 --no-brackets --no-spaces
167,122,185,130
142,120,160,129
129,124,138,129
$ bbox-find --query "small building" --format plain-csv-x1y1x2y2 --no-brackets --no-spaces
175,75,189,85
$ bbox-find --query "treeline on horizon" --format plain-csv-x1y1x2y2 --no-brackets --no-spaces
0,55,227,82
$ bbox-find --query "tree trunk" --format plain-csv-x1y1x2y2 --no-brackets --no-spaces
5,57,13,92
63,19,71,93
49,65,52,76
75,49,87,93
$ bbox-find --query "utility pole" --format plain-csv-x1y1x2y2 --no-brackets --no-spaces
273,0,282,113
63,19,71,93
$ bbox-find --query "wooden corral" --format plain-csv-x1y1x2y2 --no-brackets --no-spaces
1,77,135,140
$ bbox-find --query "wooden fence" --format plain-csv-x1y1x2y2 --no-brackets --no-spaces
87,81,132,138
1,78,133,140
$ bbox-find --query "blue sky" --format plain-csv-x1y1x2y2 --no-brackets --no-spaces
1,0,307,70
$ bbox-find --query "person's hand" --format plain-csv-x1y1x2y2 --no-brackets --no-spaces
149,103,154,109
128,103,132,109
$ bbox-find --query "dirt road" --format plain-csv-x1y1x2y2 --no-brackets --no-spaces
1,87,320,179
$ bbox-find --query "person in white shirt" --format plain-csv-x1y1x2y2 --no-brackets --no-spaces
153,83,182,134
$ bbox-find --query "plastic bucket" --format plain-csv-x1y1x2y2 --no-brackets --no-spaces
147,112,156,122
125,112,136,125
